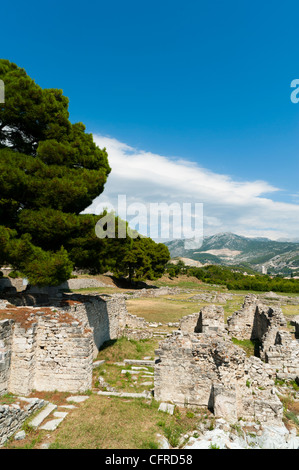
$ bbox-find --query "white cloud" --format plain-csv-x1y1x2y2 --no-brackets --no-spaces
83,134,299,241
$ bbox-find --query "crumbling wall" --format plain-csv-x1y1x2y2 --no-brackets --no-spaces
155,333,216,407
0,292,131,396
1,308,94,396
0,319,13,396
154,330,283,424
155,294,298,423
227,295,287,343
58,294,149,356
188,292,233,303
179,313,200,334
226,295,260,340
58,296,123,357
263,330,299,380
226,294,298,381
0,291,151,396
179,305,225,335
0,397,45,446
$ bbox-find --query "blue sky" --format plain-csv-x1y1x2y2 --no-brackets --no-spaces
2,0,299,240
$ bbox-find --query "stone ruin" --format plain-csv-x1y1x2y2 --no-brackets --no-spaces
154,295,299,424
227,295,299,380
1,284,298,431
0,291,152,397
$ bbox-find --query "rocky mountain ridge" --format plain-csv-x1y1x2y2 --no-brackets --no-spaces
164,232,299,275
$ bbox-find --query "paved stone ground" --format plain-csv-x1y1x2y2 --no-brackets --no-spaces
10,395,92,447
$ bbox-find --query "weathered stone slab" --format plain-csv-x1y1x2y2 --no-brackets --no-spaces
92,360,105,368
121,369,141,375
158,402,175,415
14,430,26,440
29,403,57,429
59,405,77,409
124,359,155,366
40,418,64,431
66,395,90,403
97,390,151,398
53,411,68,419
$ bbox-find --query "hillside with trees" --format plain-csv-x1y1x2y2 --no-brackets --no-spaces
166,261,299,293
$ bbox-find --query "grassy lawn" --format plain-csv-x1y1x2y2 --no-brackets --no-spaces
93,337,159,394
48,395,203,449
70,286,132,295
125,295,213,324
281,304,299,319
126,292,245,325
95,362,155,394
96,336,160,362
0,393,18,405
231,337,259,357
151,275,226,291
223,295,244,322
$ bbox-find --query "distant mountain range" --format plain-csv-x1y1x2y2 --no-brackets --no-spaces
164,232,299,275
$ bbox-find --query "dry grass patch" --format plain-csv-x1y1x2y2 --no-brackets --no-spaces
71,286,133,295
49,395,202,449
27,390,73,406
48,395,161,449
126,293,241,325
281,304,299,319
126,297,204,324
150,275,224,291
223,295,245,322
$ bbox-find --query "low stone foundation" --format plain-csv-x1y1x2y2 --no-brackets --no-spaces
154,330,282,424
154,296,298,424
0,397,45,446
179,305,226,335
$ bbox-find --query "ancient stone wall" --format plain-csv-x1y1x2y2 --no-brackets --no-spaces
154,330,283,424
179,305,225,335
8,321,39,395
0,397,45,446
226,295,260,340
227,295,287,343
0,292,153,396
57,295,127,358
33,315,94,393
0,278,26,293
263,330,299,380
58,278,112,290
122,328,153,340
1,308,94,396
0,293,133,396
179,313,201,334
226,294,298,381
0,319,13,396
